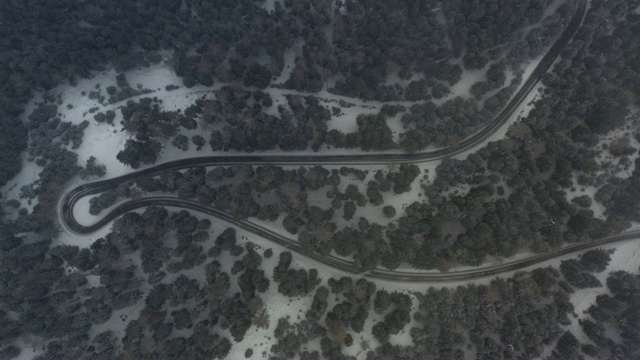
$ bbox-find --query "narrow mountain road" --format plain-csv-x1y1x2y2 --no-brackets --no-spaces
59,0,619,283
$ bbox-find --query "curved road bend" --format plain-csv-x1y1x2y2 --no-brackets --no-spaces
63,0,588,209
67,196,640,283
62,1,605,282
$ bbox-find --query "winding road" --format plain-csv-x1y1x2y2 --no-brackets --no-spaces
59,0,628,283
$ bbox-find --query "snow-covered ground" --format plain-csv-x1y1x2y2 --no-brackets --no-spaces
259,0,276,13
12,55,629,276
4,30,640,358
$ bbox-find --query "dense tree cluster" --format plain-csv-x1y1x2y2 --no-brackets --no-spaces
78,156,107,180
113,68,514,158
2,0,640,358
579,269,640,359
0,204,284,359
34,0,574,160
0,0,190,187
355,113,396,151
469,62,508,99
0,0,580,189
560,259,602,289
327,0,565,101
93,110,116,125
371,291,412,343
233,244,270,301
128,163,423,270
88,189,117,215
597,158,640,222
378,269,575,359
0,115,26,187
116,136,162,169
117,90,337,155
264,262,608,359
0,225,153,358
399,96,495,151
444,0,561,68
120,98,182,139
119,139,618,273
208,92,329,153
380,0,640,270
115,97,208,168
273,251,320,297
558,248,613,289
27,103,90,159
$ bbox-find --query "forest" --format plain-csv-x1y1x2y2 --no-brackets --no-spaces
2,204,634,359
0,0,580,189
1,0,640,359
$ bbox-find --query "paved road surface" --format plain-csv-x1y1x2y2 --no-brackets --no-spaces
59,0,621,283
